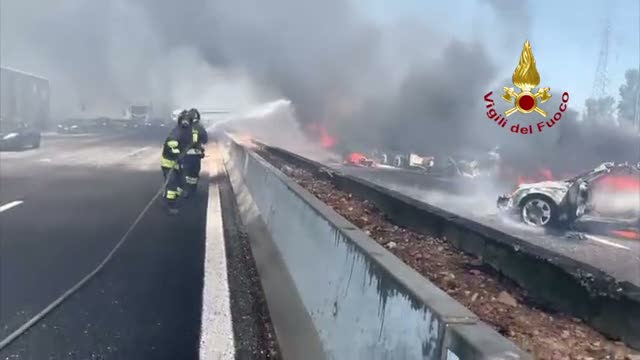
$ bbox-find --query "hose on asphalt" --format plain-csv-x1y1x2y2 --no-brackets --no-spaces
0,148,195,350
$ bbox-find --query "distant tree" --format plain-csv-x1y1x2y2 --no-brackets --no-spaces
584,96,616,125
617,68,639,128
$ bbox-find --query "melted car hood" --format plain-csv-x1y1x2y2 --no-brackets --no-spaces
517,180,571,192
511,180,573,206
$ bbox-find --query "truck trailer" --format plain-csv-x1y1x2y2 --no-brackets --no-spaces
0,66,50,130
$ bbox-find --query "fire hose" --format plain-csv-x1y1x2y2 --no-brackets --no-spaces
0,145,199,350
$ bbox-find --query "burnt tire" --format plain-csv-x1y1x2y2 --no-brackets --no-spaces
519,195,558,228
393,155,405,168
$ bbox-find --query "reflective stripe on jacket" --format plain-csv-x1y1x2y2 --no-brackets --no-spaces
161,125,193,167
161,157,178,169
185,125,206,157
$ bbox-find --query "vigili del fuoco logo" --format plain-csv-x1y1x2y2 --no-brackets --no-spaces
483,40,569,135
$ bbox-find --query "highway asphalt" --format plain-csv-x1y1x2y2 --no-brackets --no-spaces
337,166,640,287
0,130,207,359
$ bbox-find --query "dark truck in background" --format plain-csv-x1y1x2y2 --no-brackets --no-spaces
0,67,49,151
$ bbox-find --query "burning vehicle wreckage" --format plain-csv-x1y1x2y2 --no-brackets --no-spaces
342,147,501,179
343,151,434,171
497,162,640,235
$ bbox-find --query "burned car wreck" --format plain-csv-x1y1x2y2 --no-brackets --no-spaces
497,162,640,228
342,150,435,171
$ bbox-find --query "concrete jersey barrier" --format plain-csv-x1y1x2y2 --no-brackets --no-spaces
224,139,528,360
259,142,640,351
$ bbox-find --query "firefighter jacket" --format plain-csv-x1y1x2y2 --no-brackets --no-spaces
186,122,208,157
161,125,194,169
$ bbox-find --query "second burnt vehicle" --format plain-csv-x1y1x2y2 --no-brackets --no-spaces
369,150,435,172
497,162,640,228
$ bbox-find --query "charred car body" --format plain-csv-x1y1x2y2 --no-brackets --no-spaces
391,153,435,172
343,148,501,180
343,152,376,167
497,162,640,228
369,151,435,172
343,150,435,172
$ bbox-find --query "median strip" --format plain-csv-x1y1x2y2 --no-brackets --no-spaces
225,139,526,359
200,148,236,359
256,147,639,359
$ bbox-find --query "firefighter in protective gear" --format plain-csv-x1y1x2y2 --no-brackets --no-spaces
161,110,193,214
182,108,208,198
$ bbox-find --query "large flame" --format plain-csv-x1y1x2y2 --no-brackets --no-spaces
512,40,541,91
595,175,640,192
319,127,337,149
307,122,337,149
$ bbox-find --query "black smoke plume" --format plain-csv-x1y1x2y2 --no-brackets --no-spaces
3,0,635,173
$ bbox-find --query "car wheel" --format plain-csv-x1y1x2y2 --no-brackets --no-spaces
33,137,41,148
520,195,557,227
393,155,404,168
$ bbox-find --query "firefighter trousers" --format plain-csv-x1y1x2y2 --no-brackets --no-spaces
162,166,183,209
182,155,202,194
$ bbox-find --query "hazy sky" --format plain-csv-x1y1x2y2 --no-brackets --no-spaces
1,0,637,118
364,0,640,112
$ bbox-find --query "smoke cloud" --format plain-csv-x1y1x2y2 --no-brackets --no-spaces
0,0,267,118
0,0,511,125
2,0,635,172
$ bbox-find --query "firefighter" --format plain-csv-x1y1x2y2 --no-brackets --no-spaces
182,108,208,198
161,110,193,215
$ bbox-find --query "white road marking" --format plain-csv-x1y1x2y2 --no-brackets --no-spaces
199,154,235,360
585,234,631,250
0,200,24,212
38,158,52,163
127,146,150,157
0,201,24,213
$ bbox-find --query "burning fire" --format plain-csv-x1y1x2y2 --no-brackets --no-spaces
346,152,367,164
595,175,640,192
518,167,556,185
610,229,640,240
307,122,337,149
344,152,375,167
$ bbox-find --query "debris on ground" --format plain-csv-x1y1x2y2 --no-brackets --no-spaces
257,150,639,360
566,231,587,241
497,291,518,307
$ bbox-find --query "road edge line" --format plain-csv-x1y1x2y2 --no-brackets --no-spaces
199,156,235,360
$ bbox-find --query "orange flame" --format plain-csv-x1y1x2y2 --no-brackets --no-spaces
319,128,336,149
595,175,640,192
344,152,374,167
518,167,555,184
345,152,365,164
307,122,337,149
610,229,640,240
